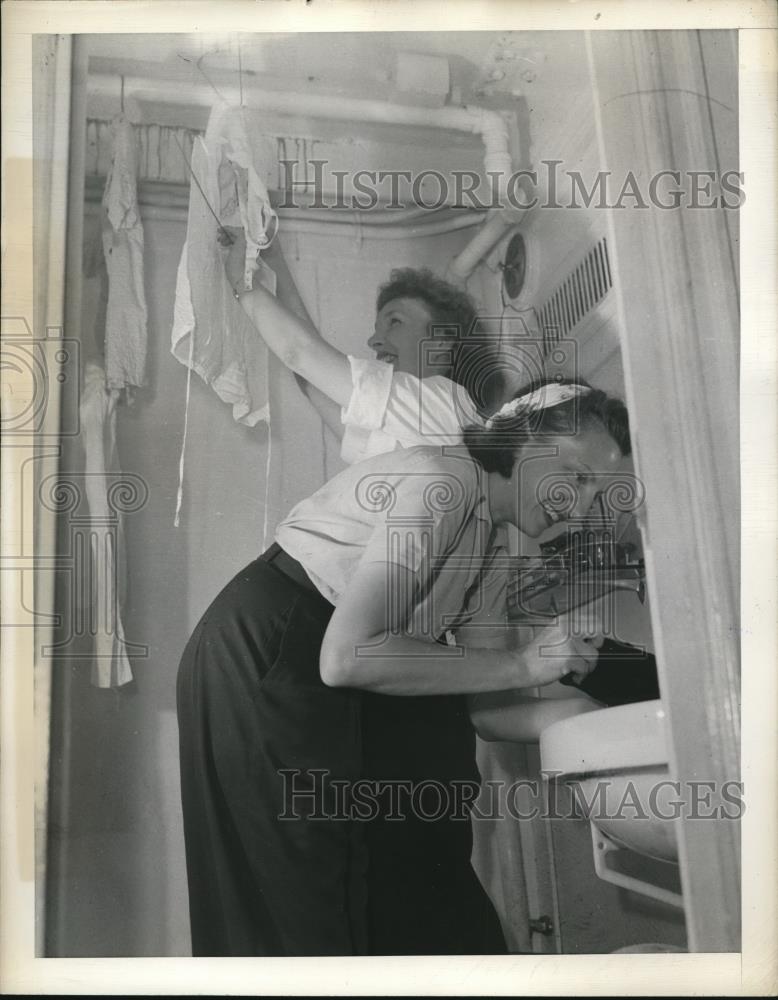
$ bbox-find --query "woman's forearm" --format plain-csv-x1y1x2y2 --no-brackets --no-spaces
468,690,602,742
261,240,316,326
319,627,594,696
238,285,354,406
320,631,527,695
221,231,354,405
321,555,601,696
238,284,315,368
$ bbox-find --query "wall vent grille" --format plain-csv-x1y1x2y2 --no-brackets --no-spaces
538,238,613,351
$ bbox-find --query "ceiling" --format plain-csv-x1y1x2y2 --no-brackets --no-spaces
83,30,595,193
84,31,592,117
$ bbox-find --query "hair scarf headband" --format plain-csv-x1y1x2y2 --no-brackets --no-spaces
484,383,591,428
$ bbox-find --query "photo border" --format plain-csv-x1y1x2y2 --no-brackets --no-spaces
1,1,775,994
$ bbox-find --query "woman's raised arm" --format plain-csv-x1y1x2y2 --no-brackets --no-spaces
221,227,354,407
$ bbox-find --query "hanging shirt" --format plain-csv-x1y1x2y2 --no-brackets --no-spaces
102,114,148,392
171,103,277,426
79,361,134,688
339,356,483,464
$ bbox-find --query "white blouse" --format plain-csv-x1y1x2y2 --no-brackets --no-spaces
275,446,508,641
339,356,482,465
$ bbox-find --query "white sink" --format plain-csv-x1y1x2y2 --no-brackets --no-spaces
540,700,680,868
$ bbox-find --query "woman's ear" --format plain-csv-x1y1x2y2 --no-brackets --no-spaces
427,335,457,366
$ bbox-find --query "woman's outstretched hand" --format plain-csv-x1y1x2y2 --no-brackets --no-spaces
520,614,602,688
217,225,249,292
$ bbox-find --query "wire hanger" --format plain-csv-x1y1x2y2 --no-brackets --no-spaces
177,52,227,103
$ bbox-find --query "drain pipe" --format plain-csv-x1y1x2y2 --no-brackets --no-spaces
444,206,525,286
444,108,524,286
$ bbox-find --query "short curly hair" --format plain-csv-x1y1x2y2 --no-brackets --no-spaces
376,267,477,340
376,268,500,409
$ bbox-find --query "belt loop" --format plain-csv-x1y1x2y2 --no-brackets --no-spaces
261,544,320,597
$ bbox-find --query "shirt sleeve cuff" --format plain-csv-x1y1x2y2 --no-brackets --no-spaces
340,355,394,432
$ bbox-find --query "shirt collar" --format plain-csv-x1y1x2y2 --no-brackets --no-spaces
471,462,494,527
470,464,510,557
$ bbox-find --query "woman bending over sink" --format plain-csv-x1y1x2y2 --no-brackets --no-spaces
176,378,631,957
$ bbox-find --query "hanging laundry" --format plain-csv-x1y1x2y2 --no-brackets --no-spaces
101,114,148,393
214,103,279,285
79,361,134,689
171,103,278,426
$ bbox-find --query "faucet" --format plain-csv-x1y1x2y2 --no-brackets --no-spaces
508,522,646,621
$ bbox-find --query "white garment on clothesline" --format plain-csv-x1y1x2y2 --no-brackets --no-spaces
102,114,148,392
79,362,134,688
171,102,278,426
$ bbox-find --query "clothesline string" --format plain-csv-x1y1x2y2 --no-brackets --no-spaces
173,331,195,529
237,39,244,108
172,131,234,243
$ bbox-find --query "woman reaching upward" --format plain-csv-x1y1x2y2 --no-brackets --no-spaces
220,225,498,459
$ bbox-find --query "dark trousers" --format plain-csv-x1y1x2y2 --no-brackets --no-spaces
361,690,507,955
177,552,506,956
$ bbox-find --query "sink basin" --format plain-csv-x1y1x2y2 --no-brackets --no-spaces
540,700,679,865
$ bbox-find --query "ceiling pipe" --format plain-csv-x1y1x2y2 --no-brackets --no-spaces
88,72,518,271
88,72,511,143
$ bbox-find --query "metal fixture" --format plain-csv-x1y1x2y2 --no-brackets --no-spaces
509,526,646,622
500,231,528,299
528,915,554,936
591,825,684,910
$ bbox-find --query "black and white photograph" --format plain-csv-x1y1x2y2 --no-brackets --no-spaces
1,1,776,995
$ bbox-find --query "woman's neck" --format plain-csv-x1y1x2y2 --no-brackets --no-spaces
485,469,514,526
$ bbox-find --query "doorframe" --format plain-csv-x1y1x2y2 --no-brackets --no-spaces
586,30,741,952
